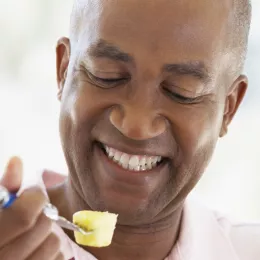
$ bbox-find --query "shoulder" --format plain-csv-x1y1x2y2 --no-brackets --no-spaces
189,198,260,260
212,209,260,260
229,222,260,260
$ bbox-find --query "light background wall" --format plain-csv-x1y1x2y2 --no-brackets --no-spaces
0,0,259,221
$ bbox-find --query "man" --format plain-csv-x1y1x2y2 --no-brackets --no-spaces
0,0,259,259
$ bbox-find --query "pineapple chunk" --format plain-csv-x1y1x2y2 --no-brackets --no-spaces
73,211,118,247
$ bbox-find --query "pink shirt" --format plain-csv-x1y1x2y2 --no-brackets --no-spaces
35,171,260,260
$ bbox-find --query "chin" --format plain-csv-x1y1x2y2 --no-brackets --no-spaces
86,184,154,225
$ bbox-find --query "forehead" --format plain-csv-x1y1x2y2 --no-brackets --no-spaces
75,0,232,70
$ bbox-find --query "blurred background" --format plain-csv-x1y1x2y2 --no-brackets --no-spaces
0,0,259,220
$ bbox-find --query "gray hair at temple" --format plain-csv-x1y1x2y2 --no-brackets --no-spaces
230,0,252,74
69,0,252,76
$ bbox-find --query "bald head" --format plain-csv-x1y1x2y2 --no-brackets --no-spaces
70,0,251,75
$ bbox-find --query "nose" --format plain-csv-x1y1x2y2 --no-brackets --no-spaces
109,104,166,141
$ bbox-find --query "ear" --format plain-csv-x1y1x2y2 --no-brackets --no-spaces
56,37,71,101
219,75,248,137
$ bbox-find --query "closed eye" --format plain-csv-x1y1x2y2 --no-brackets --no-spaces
163,87,203,104
87,71,130,88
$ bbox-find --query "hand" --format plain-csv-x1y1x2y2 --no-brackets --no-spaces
0,157,64,260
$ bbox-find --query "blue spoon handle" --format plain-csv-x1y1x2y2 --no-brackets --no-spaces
0,185,17,209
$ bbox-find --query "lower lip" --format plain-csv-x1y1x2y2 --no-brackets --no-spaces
95,144,167,185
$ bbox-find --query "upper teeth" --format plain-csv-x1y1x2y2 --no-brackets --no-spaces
104,145,162,171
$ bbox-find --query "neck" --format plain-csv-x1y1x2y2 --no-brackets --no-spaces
88,214,182,260
48,180,183,260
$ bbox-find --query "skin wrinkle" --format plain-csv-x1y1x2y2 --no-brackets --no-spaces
50,0,252,259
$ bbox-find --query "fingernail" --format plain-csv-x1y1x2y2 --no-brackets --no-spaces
4,156,23,176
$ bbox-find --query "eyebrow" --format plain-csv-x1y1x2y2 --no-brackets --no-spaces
88,39,133,63
163,62,211,84
87,39,211,83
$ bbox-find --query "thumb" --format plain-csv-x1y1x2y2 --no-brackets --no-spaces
0,156,23,192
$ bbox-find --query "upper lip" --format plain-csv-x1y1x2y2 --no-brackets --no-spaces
98,141,169,159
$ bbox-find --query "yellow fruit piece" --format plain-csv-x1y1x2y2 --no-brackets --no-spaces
73,211,118,247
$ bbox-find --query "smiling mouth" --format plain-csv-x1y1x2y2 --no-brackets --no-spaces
98,142,166,172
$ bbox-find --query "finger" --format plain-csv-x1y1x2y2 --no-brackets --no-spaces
0,214,52,260
0,187,47,247
0,157,23,192
27,233,62,260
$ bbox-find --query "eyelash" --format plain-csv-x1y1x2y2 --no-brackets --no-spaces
87,72,129,87
163,87,202,104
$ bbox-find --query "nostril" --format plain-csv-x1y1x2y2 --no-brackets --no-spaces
152,116,167,136
109,105,124,130
109,106,166,140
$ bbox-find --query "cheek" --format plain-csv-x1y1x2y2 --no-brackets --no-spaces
60,80,109,129
173,103,223,165
168,104,224,194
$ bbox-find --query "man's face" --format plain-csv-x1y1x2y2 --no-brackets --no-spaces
56,0,247,225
